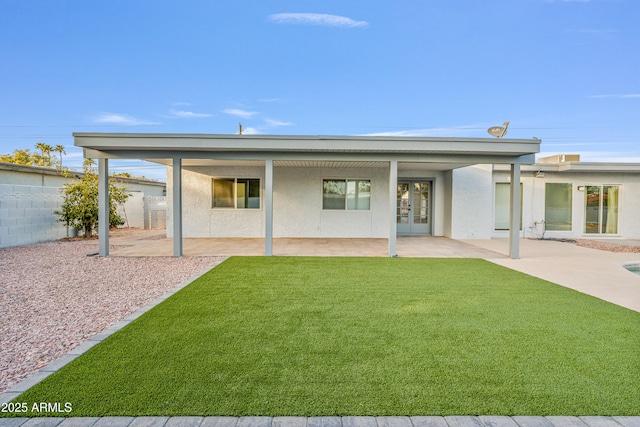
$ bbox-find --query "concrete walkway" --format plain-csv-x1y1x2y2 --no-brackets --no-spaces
462,238,640,313
1,415,639,427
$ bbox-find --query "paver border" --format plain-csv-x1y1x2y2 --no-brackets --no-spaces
2,417,640,427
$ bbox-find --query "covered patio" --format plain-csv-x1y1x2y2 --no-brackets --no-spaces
74,133,541,259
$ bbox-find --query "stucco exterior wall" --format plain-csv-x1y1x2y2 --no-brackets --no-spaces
171,165,391,238
172,164,452,239
449,165,494,239
274,167,390,238
168,165,264,238
492,169,640,239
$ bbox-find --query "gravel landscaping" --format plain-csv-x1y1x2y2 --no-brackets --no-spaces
0,235,224,394
574,239,640,253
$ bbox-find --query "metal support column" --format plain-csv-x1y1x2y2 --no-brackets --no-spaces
98,158,109,257
172,158,183,257
389,160,398,257
509,163,521,259
265,159,273,256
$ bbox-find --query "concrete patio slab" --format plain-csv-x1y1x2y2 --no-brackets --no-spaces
463,238,640,312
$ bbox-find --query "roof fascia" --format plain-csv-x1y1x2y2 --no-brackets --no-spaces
75,133,540,157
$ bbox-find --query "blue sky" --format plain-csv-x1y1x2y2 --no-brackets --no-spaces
1,0,638,180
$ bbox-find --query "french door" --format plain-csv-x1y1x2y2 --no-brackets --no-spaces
397,181,431,235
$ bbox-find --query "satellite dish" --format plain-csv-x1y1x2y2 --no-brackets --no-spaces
487,121,510,138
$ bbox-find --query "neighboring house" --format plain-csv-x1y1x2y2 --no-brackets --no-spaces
74,133,540,258
0,162,166,248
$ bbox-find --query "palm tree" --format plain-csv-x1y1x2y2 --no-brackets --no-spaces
35,142,53,166
54,144,66,169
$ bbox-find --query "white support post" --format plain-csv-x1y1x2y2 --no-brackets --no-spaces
172,158,183,257
98,158,109,257
265,159,273,256
509,163,521,259
389,160,398,257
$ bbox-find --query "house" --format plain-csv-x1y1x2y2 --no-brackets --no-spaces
74,133,640,259
74,133,540,258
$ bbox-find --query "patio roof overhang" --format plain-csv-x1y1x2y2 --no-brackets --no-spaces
74,133,540,167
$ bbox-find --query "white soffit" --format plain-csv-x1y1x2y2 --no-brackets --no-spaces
147,159,471,170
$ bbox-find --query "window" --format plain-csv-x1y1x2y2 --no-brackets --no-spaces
323,179,370,210
494,183,523,230
585,185,619,234
545,183,572,231
212,178,260,209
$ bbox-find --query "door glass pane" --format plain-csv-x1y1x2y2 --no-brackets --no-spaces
323,180,346,209
212,178,235,208
585,186,600,234
413,182,429,224
397,183,409,224
545,183,572,231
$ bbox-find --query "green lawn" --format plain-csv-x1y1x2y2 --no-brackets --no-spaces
11,257,640,416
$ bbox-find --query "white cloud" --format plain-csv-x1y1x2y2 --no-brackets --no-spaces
223,108,259,119
265,118,293,127
241,127,261,135
94,113,160,126
588,94,640,99
168,109,212,118
269,13,368,28
362,126,484,138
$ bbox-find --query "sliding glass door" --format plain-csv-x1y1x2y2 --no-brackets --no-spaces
585,185,619,234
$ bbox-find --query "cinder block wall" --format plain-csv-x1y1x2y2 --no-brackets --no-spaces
0,184,74,248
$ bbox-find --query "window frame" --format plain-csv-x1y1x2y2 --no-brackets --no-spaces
544,183,573,231
494,182,523,231
211,177,261,209
584,184,620,235
322,178,371,211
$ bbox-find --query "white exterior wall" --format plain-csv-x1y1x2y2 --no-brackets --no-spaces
449,165,494,239
116,191,145,229
167,165,264,238
492,170,640,239
273,167,390,238
174,165,450,239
